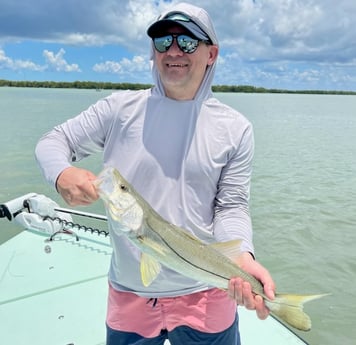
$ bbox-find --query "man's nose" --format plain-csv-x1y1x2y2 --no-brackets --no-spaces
166,39,184,56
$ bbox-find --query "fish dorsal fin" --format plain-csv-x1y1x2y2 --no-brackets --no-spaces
140,253,162,287
208,239,242,262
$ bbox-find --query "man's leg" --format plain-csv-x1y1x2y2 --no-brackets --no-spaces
167,315,240,345
106,325,168,345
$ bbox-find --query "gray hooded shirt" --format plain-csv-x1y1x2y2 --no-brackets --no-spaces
35,3,254,297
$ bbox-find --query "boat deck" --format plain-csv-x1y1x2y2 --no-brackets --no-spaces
0,230,307,344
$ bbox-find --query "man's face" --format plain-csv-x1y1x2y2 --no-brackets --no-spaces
154,26,218,100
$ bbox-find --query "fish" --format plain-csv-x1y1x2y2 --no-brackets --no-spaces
94,166,328,331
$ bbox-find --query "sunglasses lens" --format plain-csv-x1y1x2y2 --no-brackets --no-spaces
153,34,200,54
177,35,199,53
153,35,173,53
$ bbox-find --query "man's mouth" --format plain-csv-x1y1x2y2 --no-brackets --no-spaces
166,63,188,68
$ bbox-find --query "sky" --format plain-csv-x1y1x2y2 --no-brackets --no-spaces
1,0,356,91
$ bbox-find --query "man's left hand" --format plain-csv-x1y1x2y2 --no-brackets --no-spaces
228,252,275,320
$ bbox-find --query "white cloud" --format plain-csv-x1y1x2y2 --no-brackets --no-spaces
93,61,123,74
0,0,168,52
1,0,356,89
93,55,149,75
1,0,356,63
43,48,81,72
0,49,44,71
194,0,356,65
54,33,107,46
0,48,82,74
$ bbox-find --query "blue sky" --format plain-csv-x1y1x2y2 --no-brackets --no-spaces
1,0,356,91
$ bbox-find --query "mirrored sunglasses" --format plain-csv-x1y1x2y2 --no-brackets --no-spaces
153,34,207,54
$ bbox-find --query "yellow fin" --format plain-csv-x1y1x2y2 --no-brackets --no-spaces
208,239,242,262
266,293,330,331
140,252,161,287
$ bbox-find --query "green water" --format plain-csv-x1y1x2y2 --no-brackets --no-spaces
1,87,355,344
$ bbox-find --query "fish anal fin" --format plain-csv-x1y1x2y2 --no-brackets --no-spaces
140,253,162,287
208,239,242,262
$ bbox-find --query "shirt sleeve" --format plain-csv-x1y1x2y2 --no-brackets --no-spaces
213,123,255,254
35,96,112,189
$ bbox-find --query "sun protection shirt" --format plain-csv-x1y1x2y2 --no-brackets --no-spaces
35,2,255,297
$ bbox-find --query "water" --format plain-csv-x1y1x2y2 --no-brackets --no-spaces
1,87,355,344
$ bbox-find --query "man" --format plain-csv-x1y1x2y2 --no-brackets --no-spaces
35,3,275,344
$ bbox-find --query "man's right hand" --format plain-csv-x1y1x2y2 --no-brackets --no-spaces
56,166,99,206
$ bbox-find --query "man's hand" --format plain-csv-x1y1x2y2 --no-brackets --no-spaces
56,167,98,206
228,252,275,320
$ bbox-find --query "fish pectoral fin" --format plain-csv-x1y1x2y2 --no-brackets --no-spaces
208,239,242,262
140,253,162,287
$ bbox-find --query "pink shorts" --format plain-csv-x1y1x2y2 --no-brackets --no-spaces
107,284,237,338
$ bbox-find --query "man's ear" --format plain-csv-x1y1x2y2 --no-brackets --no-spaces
207,45,219,66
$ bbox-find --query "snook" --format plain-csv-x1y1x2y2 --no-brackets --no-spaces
95,167,328,331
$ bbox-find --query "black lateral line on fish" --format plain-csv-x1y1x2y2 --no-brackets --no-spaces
140,227,231,282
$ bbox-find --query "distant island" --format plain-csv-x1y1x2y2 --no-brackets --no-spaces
1,79,355,95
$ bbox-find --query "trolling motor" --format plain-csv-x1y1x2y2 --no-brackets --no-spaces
0,193,73,234
0,193,108,238
0,193,37,221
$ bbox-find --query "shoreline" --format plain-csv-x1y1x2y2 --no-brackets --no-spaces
1,79,355,95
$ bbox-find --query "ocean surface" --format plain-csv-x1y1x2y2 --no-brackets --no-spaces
1,87,355,344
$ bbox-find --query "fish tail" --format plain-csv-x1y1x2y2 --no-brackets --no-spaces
265,293,329,331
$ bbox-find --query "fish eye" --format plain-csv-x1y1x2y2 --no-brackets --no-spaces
120,184,128,192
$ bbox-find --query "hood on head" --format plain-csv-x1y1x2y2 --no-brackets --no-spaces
147,2,219,101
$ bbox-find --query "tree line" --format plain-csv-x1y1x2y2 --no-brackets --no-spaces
0,79,152,90
212,84,356,95
1,79,355,95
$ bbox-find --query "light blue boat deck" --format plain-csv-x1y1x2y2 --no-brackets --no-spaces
0,229,307,344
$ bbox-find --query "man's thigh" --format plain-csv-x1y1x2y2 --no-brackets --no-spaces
106,325,167,345
167,314,240,345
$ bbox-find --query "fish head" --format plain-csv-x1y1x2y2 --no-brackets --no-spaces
95,167,144,232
